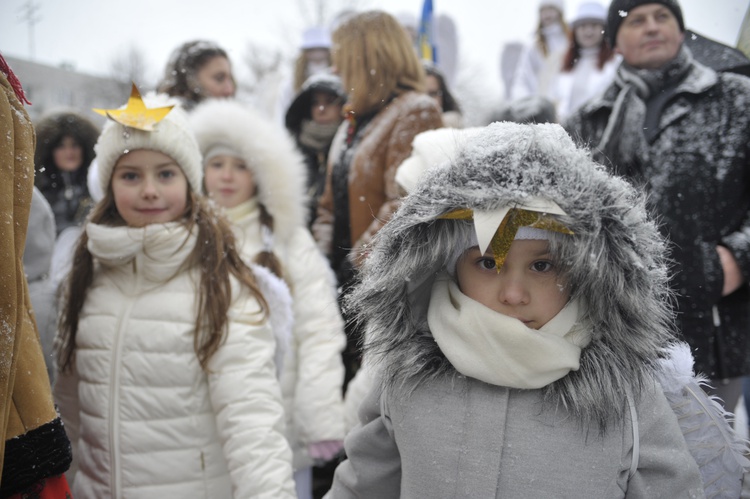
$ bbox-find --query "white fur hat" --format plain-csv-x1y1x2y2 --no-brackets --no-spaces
94,102,203,195
189,99,308,236
395,127,482,195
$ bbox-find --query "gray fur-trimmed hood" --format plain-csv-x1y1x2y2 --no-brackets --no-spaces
189,99,308,239
350,121,677,430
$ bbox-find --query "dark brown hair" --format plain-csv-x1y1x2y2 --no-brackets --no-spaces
34,111,99,193
561,27,615,72
157,40,234,105
57,187,268,373
423,63,461,115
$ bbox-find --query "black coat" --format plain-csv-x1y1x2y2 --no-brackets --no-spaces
566,59,750,379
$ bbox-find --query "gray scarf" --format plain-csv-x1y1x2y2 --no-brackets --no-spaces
299,119,339,152
597,44,693,168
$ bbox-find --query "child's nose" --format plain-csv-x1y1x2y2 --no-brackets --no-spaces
141,177,158,198
220,166,233,179
497,275,529,306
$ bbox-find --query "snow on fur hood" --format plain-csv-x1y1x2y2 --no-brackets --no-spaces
349,121,677,430
189,99,308,240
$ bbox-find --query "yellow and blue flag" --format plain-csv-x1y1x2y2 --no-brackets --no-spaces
418,0,437,62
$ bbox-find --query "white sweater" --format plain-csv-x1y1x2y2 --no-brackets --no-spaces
551,49,620,122
54,222,295,498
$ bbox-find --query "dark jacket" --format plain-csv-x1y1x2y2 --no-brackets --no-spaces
565,56,750,379
34,111,99,235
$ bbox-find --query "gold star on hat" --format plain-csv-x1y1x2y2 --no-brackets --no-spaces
93,83,174,131
440,198,574,272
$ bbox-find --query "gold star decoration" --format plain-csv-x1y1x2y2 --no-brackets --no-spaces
440,204,573,272
93,83,174,131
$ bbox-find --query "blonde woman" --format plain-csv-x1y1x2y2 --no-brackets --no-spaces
312,10,443,388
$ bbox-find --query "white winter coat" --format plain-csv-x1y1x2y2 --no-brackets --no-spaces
227,200,346,470
549,49,620,122
54,222,295,498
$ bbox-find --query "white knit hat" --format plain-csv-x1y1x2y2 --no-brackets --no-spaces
572,1,606,26
94,102,203,195
300,26,331,50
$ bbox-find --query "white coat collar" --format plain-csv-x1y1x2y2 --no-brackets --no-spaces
87,222,196,282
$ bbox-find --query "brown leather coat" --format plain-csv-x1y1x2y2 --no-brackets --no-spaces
313,91,443,267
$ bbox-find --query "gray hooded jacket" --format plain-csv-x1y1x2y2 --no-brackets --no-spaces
330,122,706,497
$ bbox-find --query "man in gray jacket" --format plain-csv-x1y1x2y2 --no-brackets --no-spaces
565,0,750,410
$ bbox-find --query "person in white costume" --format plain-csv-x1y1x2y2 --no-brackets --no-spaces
190,99,347,499
549,2,620,121
53,87,295,499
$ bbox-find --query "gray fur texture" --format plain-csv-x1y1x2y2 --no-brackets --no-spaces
347,122,677,432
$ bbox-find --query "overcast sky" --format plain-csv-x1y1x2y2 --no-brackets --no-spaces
1,0,747,95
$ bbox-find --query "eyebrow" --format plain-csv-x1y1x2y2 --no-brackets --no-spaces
114,161,178,170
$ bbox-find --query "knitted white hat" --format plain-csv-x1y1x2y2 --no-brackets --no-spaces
572,1,606,26
94,102,203,195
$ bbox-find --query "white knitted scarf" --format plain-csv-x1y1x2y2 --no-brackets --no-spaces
427,275,591,389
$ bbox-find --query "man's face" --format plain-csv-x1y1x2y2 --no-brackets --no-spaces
615,3,684,70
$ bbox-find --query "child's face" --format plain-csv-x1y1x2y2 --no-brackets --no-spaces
53,135,83,172
111,149,188,227
203,154,256,209
456,239,569,329
310,90,343,125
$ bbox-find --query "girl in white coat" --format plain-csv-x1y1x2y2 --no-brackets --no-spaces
189,99,347,499
550,1,620,121
53,87,295,498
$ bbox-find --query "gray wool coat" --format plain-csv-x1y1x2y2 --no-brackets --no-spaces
331,374,703,498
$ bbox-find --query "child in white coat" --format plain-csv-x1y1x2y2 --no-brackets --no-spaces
189,99,347,499
329,122,748,497
53,86,295,498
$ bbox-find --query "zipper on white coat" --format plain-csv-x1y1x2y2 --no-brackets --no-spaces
109,256,141,497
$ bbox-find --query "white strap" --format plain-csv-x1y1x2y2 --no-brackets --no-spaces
626,387,639,480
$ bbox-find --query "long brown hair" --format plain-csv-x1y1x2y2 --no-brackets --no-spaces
253,203,285,280
333,10,425,116
57,187,268,373
561,28,614,72
535,9,570,57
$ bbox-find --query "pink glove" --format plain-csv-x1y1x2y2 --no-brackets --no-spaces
308,440,344,462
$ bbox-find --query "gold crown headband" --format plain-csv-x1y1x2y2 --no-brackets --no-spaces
93,83,174,131
439,199,573,271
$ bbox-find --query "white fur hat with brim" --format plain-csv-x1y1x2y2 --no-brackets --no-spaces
94,94,203,195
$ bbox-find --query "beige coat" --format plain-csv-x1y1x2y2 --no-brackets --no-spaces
0,69,71,494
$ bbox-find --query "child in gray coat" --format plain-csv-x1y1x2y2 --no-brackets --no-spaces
329,122,748,498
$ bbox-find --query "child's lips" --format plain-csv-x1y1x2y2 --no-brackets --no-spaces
137,208,166,214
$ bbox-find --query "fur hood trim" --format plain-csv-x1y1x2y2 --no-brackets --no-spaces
349,122,677,431
189,99,308,239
